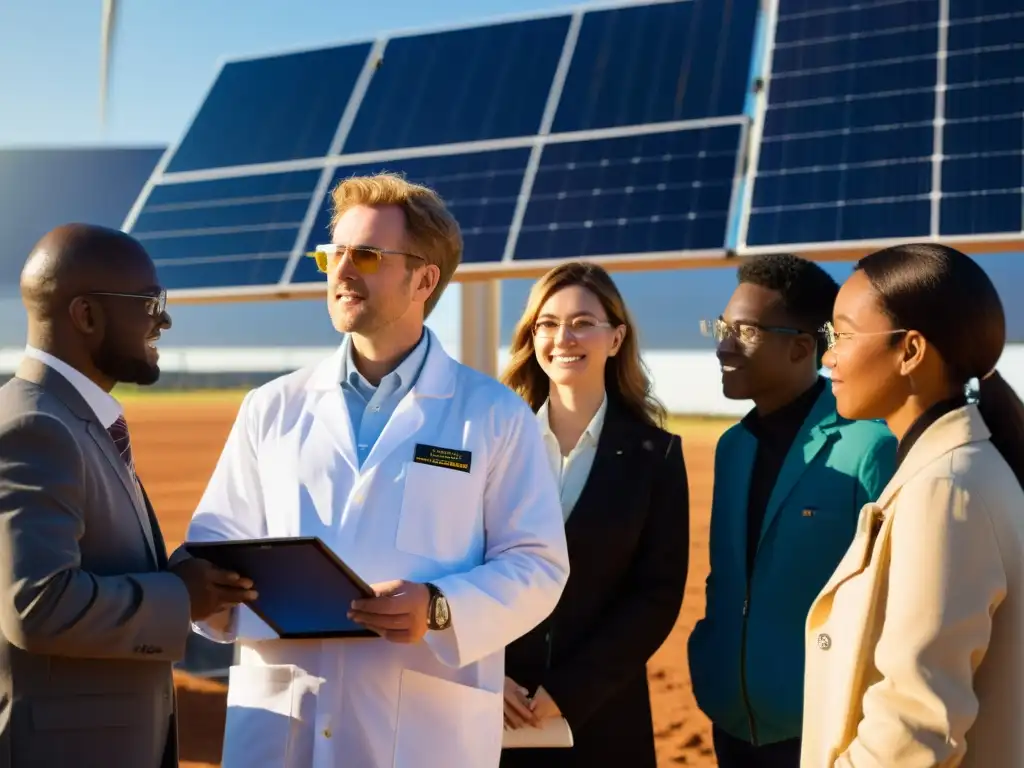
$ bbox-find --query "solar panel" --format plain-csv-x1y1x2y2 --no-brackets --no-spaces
512,124,744,261
741,0,1024,255
941,0,1023,237
342,18,572,153
744,0,939,247
163,44,372,174
552,1,758,132
121,0,1024,299
122,0,763,299
131,170,321,289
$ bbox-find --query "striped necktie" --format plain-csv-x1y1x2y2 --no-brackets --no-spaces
107,414,135,477
106,414,168,568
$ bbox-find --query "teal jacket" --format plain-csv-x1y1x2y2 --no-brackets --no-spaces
687,387,896,746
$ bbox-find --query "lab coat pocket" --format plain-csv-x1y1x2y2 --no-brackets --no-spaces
397,461,479,563
393,669,503,768
221,663,320,768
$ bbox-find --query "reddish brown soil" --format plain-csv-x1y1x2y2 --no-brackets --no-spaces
126,400,727,768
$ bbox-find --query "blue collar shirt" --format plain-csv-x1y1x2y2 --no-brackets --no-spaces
339,330,430,468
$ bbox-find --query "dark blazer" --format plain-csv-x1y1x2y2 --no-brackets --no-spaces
0,359,190,768
500,400,690,768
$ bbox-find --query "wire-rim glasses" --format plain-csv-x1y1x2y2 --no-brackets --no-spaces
819,321,908,351
699,317,808,347
307,243,425,274
86,289,167,318
533,317,616,339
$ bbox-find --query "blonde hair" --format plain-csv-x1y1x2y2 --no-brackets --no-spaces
329,172,463,317
500,261,666,428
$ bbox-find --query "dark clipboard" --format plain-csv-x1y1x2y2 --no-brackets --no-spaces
183,536,377,639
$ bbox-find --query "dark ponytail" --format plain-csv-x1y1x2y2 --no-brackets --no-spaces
976,371,1024,489
856,243,1024,490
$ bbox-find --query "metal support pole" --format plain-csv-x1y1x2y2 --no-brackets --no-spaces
458,279,501,378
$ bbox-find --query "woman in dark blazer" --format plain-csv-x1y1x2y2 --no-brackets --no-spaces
498,261,690,768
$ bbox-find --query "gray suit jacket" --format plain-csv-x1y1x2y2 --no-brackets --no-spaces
0,358,192,768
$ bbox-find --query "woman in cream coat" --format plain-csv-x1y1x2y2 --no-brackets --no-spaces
802,242,1024,767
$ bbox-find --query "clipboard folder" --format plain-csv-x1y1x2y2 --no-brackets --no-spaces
183,536,377,639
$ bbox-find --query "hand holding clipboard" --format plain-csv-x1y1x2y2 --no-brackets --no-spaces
183,536,376,639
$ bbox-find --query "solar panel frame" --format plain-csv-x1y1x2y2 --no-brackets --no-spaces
736,0,1024,262
123,0,760,304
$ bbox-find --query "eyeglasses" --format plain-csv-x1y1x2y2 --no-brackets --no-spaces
307,243,425,275
87,289,167,318
532,317,616,339
700,317,808,347
819,321,907,351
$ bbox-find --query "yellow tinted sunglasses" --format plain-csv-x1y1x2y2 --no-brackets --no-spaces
306,244,425,274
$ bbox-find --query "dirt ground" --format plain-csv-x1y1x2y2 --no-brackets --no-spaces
125,398,731,768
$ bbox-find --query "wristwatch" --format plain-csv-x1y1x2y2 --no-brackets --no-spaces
425,583,451,631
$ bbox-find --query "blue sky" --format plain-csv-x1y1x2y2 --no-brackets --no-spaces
0,0,598,350
0,1,593,147
1,0,1022,350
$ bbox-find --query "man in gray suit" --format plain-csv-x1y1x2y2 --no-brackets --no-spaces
0,224,257,768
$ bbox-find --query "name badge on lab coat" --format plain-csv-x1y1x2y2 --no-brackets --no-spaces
413,443,472,473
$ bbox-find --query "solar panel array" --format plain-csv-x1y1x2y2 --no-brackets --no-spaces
122,0,1024,298
742,0,1024,252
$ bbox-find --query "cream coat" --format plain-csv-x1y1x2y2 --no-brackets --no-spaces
184,329,570,768
802,404,1024,767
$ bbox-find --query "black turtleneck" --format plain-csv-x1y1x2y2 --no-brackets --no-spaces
895,394,968,469
740,376,826,572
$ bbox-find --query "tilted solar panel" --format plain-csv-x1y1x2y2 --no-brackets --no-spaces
512,124,744,261
742,0,1024,255
745,0,939,247
122,0,1024,298
122,0,763,298
132,170,321,289
942,0,1023,237
164,44,372,174
552,1,757,132
343,18,572,153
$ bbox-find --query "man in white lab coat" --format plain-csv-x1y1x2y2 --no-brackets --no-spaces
184,172,570,768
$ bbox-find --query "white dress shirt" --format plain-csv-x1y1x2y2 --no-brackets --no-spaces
23,345,123,428
537,393,608,521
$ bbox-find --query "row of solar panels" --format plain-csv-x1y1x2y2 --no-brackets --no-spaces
120,0,1024,295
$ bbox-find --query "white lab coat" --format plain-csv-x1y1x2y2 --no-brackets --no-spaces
185,328,569,768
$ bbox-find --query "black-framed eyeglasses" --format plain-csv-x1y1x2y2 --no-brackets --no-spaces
699,317,809,347
86,289,167,318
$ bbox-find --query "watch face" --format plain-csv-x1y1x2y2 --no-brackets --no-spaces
435,597,450,628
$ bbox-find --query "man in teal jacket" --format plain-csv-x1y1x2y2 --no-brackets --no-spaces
688,253,896,767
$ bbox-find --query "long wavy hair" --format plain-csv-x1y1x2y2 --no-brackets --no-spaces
500,261,666,428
